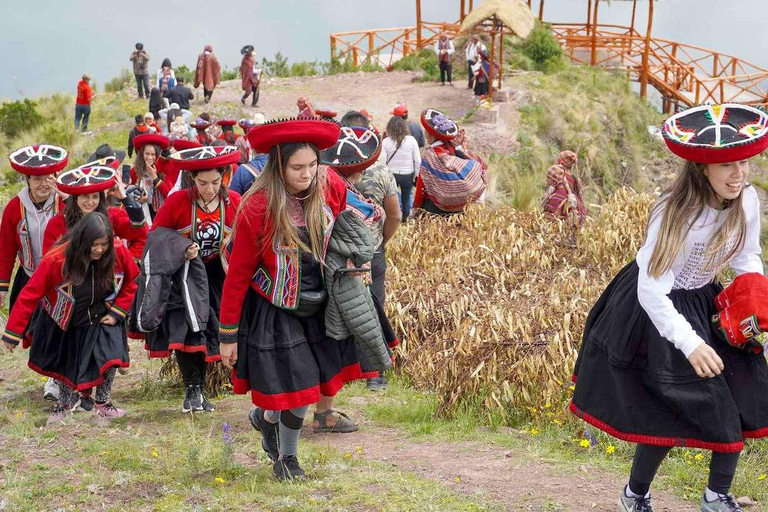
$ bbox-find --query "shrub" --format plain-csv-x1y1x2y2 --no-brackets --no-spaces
221,67,238,81
520,22,564,72
0,99,43,138
105,69,134,93
262,52,289,78
290,61,320,77
38,120,77,148
392,49,439,82
175,64,194,84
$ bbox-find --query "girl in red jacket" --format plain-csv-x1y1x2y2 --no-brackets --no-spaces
129,134,175,223
144,145,241,413
2,212,138,424
0,144,68,313
44,164,147,261
218,118,367,481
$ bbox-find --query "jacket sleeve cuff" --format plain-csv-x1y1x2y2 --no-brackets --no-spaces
2,330,23,346
219,324,239,344
0,280,9,292
108,305,128,321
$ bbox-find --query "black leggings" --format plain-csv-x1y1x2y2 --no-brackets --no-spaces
175,351,207,387
629,444,740,495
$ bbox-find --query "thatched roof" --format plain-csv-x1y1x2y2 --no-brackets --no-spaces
459,0,536,38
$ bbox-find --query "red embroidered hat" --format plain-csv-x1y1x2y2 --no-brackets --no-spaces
713,273,768,354
9,144,69,175
169,145,241,171
133,133,170,151
321,126,382,176
421,108,460,142
663,104,768,164
56,165,117,195
247,117,341,154
172,139,202,151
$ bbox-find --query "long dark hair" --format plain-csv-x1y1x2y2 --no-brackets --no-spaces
133,144,163,178
385,116,408,145
61,212,115,288
148,88,163,115
63,191,109,229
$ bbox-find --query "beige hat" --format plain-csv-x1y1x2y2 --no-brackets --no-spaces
82,73,91,81
252,113,267,125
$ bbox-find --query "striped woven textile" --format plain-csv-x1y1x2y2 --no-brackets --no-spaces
419,147,487,213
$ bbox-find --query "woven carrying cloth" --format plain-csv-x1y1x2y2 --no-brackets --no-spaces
662,103,768,163
420,146,487,213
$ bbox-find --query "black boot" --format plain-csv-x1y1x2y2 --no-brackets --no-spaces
273,455,305,481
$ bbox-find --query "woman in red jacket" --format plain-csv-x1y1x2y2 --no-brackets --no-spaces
0,144,68,313
2,212,138,424
44,164,147,261
129,133,174,223
146,145,241,413
218,118,366,481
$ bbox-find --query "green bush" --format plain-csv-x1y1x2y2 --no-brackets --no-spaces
0,99,43,138
105,69,134,93
38,120,77,148
290,60,320,76
392,49,439,82
175,65,194,84
221,67,238,81
328,56,358,75
262,52,289,78
520,22,564,72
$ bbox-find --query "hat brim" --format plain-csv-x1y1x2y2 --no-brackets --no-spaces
56,165,117,195
191,122,211,130
247,118,341,154
662,104,768,164
9,144,69,176
172,139,203,151
170,146,241,171
133,133,170,151
218,120,237,127
315,109,338,119
83,155,121,171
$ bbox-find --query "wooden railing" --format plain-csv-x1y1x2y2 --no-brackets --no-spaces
551,23,768,110
330,21,461,68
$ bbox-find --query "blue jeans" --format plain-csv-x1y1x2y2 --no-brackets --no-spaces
394,172,414,220
74,104,91,131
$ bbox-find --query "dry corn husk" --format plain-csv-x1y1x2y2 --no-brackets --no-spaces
386,189,653,419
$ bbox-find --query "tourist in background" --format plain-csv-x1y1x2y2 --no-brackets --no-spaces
194,45,221,103
434,33,455,86
148,87,163,121
390,103,425,148
383,115,421,221
74,74,93,132
166,75,194,110
127,115,149,158
157,58,176,107
240,45,261,107
465,34,486,90
130,43,151,99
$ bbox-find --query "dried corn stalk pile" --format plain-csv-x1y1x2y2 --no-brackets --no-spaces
385,189,654,418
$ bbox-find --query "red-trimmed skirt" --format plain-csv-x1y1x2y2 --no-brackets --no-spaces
572,262,768,453
28,310,129,391
231,289,367,410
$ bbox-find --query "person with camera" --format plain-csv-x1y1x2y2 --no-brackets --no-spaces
130,43,151,99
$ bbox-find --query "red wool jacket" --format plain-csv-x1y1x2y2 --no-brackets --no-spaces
43,207,148,260
1,243,139,347
0,195,65,291
151,187,241,243
218,168,347,343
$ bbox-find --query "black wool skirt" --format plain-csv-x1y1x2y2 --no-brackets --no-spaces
28,312,129,391
145,259,223,362
571,262,768,453
8,270,30,314
231,289,366,411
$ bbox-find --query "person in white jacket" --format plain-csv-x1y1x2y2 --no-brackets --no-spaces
464,34,486,89
570,103,768,512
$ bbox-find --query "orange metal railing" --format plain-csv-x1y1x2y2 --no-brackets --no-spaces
551,23,768,110
329,21,461,68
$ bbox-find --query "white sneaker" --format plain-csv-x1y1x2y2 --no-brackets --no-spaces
43,379,60,401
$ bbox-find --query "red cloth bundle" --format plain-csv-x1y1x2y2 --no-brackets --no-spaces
713,273,768,354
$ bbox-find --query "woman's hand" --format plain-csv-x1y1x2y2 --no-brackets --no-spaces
687,343,724,378
185,243,200,261
101,315,118,326
345,258,364,279
146,164,158,180
112,180,128,201
220,343,238,369
3,341,16,352
137,189,149,204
